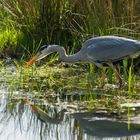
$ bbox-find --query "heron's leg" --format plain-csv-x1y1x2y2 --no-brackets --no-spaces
108,63,123,88
115,64,123,88
101,68,106,88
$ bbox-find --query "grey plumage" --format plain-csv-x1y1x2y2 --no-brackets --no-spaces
27,36,140,87
34,36,140,67
83,36,140,67
32,36,140,67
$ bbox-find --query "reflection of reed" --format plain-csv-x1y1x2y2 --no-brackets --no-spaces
0,97,77,140
24,99,66,124
0,96,140,140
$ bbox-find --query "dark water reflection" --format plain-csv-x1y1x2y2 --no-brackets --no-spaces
0,91,140,140
0,64,140,140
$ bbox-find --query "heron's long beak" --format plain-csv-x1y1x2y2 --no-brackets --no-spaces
25,55,39,67
25,52,49,67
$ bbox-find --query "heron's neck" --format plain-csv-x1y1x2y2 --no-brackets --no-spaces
57,47,85,63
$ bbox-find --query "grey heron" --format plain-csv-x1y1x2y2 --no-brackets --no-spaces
26,36,140,87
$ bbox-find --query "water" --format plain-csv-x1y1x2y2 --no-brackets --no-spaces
0,64,140,140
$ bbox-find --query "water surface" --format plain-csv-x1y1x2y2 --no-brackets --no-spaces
0,63,140,140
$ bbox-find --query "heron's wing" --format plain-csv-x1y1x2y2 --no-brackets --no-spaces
86,38,140,63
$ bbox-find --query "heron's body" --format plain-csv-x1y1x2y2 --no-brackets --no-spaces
60,36,140,67
84,36,140,66
26,36,140,87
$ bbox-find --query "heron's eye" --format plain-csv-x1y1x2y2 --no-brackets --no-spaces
38,45,48,52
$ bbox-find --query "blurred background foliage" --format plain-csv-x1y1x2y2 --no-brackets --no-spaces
0,0,139,58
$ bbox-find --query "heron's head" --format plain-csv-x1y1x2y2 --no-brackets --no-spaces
26,45,58,67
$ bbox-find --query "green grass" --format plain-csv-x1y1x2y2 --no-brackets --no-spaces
0,0,139,58
1,58,140,124
0,0,139,91
0,0,140,118
0,29,22,55
128,66,132,96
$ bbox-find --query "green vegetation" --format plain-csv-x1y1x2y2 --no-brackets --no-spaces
0,0,140,58
0,60,140,114
0,0,140,110
0,1,140,137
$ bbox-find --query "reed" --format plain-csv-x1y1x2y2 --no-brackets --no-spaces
128,63,133,96
0,0,140,91
0,0,139,57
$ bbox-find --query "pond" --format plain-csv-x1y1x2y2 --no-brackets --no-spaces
0,61,140,140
